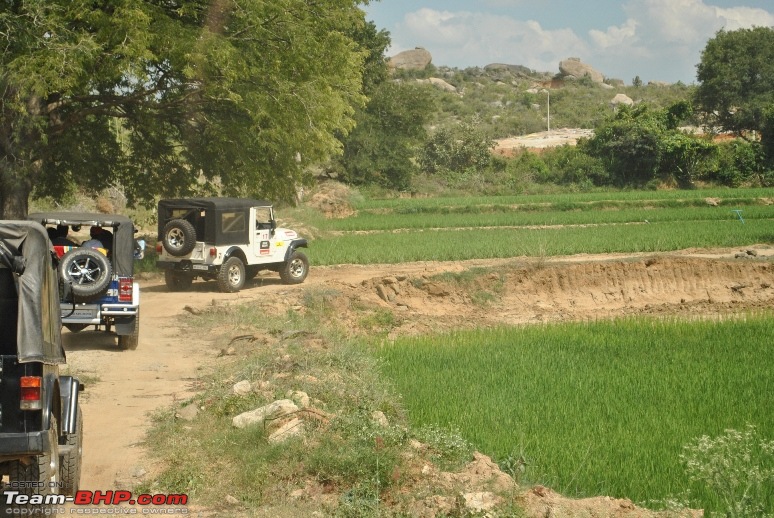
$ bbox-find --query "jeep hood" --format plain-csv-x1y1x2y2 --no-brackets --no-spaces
0,221,65,364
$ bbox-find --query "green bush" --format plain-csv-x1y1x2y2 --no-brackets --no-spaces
681,425,774,517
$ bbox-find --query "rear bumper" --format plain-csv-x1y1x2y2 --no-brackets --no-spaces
0,430,50,458
157,260,217,274
61,302,138,324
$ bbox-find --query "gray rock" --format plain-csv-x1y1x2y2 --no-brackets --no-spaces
610,93,634,107
232,399,299,429
233,380,252,396
559,58,604,83
389,48,432,71
418,78,457,93
267,417,304,443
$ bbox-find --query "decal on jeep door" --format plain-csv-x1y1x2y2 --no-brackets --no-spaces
260,240,270,255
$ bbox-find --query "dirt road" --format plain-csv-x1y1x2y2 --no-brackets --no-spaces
64,247,774,495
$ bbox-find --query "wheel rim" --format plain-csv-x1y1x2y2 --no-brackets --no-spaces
68,258,102,285
228,264,242,285
168,228,185,250
289,258,305,278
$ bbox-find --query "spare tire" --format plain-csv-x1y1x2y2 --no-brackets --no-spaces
59,248,112,301
162,219,197,257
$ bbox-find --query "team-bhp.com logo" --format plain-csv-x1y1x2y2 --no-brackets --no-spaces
3,490,189,514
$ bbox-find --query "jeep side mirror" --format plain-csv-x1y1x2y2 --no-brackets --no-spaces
270,219,276,236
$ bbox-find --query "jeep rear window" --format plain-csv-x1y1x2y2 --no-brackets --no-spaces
221,212,245,233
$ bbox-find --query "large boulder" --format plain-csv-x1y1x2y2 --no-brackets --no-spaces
610,93,634,107
417,77,458,93
559,58,604,83
389,47,432,71
484,63,533,76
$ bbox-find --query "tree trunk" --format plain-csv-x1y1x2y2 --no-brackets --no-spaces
0,165,33,220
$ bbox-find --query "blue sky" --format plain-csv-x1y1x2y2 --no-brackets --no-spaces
362,0,774,84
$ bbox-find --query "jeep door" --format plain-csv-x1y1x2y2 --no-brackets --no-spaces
252,206,279,262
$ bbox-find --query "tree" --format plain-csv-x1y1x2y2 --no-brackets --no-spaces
339,81,434,190
418,122,494,175
0,0,368,218
695,27,774,146
582,105,665,186
583,102,712,187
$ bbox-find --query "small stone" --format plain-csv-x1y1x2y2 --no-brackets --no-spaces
233,380,252,396
175,404,199,421
225,495,240,505
371,410,389,427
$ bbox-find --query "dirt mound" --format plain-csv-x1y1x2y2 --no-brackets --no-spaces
521,486,702,518
318,253,774,336
306,181,356,218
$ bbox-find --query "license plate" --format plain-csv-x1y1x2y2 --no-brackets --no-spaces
192,264,209,271
66,309,95,319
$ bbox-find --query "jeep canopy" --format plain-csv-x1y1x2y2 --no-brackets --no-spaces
0,221,64,364
158,198,272,246
28,212,136,277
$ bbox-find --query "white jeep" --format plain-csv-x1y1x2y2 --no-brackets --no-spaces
156,198,309,293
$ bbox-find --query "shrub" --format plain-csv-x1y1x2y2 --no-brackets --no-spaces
680,424,774,517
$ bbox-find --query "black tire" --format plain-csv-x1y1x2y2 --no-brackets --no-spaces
59,248,112,301
8,416,60,509
65,324,88,333
118,309,140,350
217,257,245,293
164,270,193,291
60,408,83,496
162,219,197,257
280,251,309,284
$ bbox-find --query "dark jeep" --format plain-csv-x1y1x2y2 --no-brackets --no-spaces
27,212,141,350
156,198,309,292
0,221,83,507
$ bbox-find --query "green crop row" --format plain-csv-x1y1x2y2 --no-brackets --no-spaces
352,187,774,211
309,219,773,265
318,205,773,232
375,315,774,513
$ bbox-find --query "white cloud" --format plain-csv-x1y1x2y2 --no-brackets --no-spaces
388,1,774,83
394,9,587,73
589,18,639,50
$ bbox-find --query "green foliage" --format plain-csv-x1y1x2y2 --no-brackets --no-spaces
418,122,495,175
681,425,774,517
338,81,434,190
541,145,608,187
377,316,774,512
582,105,666,186
1,0,369,216
695,27,774,139
582,103,716,187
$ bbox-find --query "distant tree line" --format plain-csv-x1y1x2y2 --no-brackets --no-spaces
336,26,774,193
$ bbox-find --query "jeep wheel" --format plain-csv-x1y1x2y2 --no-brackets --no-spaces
280,251,309,284
162,219,197,257
59,248,112,300
217,257,245,293
60,408,83,496
8,416,60,507
118,310,140,350
164,270,193,291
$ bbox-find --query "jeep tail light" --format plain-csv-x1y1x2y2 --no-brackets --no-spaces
209,247,217,257
118,277,133,302
20,376,42,410
156,242,163,254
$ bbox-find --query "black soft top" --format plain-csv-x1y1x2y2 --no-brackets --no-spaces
158,198,273,246
28,212,136,276
0,221,64,365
